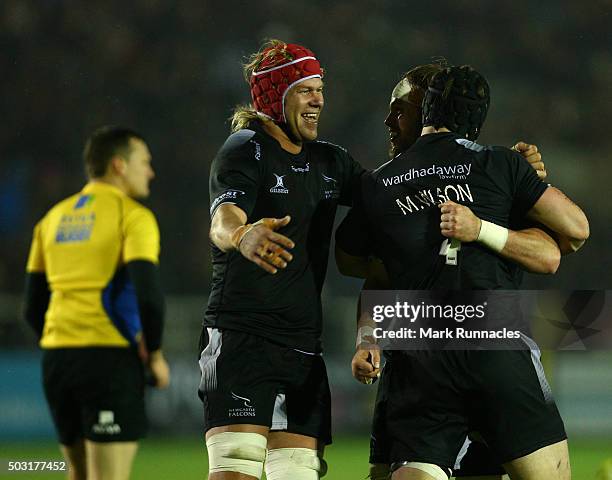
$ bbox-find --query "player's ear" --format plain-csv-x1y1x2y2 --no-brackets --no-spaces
109,155,127,176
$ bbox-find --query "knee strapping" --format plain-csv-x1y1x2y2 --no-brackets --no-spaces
265,448,321,480
206,431,267,478
391,461,450,480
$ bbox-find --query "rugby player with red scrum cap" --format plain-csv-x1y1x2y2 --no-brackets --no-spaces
199,40,363,480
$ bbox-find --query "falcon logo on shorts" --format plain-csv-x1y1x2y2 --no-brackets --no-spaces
231,391,252,407
270,174,289,194
92,410,121,435
229,392,256,417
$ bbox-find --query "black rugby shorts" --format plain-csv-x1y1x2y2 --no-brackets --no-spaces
198,328,332,444
383,347,567,471
370,356,506,477
42,347,147,445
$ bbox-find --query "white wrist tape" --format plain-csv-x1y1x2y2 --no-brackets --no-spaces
477,220,508,253
356,325,375,348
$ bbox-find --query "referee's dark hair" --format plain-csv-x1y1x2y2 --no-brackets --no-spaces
83,126,145,178
422,65,490,141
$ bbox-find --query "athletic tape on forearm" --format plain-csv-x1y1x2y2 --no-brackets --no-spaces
477,220,508,253
356,325,375,348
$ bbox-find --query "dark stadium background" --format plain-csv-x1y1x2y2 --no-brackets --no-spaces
1,1,610,478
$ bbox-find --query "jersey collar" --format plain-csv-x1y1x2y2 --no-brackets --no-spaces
82,181,126,197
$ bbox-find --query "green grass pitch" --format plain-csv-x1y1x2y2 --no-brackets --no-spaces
1,436,610,479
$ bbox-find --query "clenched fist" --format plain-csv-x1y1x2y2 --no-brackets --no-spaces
352,347,380,385
439,201,481,242
512,141,547,180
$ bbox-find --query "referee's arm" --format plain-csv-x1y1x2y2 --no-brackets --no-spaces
126,260,165,353
127,259,170,389
23,272,50,338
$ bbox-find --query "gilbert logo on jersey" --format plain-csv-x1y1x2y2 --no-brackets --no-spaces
270,174,289,194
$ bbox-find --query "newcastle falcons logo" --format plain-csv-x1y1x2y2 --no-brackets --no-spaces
270,174,289,194
231,391,253,407
322,173,337,184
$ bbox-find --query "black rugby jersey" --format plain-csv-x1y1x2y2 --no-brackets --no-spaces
206,122,363,352
336,132,548,290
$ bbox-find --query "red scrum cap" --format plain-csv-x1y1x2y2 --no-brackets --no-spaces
249,42,323,123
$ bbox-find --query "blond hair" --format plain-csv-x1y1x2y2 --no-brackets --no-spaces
242,39,291,81
230,104,262,133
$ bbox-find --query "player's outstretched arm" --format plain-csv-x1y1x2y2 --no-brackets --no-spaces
210,203,295,274
526,187,589,253
439,201,561,274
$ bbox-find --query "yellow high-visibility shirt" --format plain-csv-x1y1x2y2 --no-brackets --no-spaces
26,182,160,348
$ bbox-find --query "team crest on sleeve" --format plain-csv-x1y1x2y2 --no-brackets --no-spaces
270,174,289,194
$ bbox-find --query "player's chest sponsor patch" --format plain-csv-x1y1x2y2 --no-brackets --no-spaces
381,163,473,187
291,162,310,173
55,212,96,243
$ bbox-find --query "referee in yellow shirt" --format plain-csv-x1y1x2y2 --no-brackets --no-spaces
24,126,170,480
